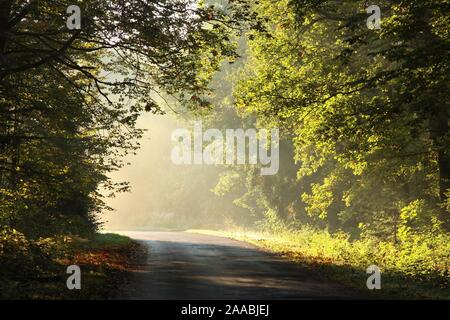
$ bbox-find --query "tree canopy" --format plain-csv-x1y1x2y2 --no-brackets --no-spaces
0,0,246,236
227,0,450,239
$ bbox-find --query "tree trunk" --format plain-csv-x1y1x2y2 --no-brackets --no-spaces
0,0,12,55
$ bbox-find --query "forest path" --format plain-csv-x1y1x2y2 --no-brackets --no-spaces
114,231,361,299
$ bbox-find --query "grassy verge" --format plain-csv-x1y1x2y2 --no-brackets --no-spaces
0,232,146,300
189,228,449,299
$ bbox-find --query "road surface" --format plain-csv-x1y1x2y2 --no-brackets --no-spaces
114,231,361,299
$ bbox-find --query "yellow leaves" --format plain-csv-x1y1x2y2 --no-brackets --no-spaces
346,158,368,176
302,181,334,220
430,13,450,40
55,166,71,175
400,200,422,221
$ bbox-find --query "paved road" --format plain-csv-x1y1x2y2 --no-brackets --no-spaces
115,231,360,300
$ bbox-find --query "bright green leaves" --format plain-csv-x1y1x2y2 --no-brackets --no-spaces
232,0,450,236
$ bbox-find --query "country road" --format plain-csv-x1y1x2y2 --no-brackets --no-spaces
114,231,361,300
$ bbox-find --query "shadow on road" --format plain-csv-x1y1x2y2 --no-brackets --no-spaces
114,232,364,300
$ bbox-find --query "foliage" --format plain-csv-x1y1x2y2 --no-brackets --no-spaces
195,0,450,296
1,0,449,298
0,229,142,299
233,0,450,238
0,0,247,237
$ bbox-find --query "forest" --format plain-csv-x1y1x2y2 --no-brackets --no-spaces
0,0,449,299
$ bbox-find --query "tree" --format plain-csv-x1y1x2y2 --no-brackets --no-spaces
234,0,450,237
0,0,245,236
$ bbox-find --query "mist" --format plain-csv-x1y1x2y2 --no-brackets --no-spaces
102,112,251,231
